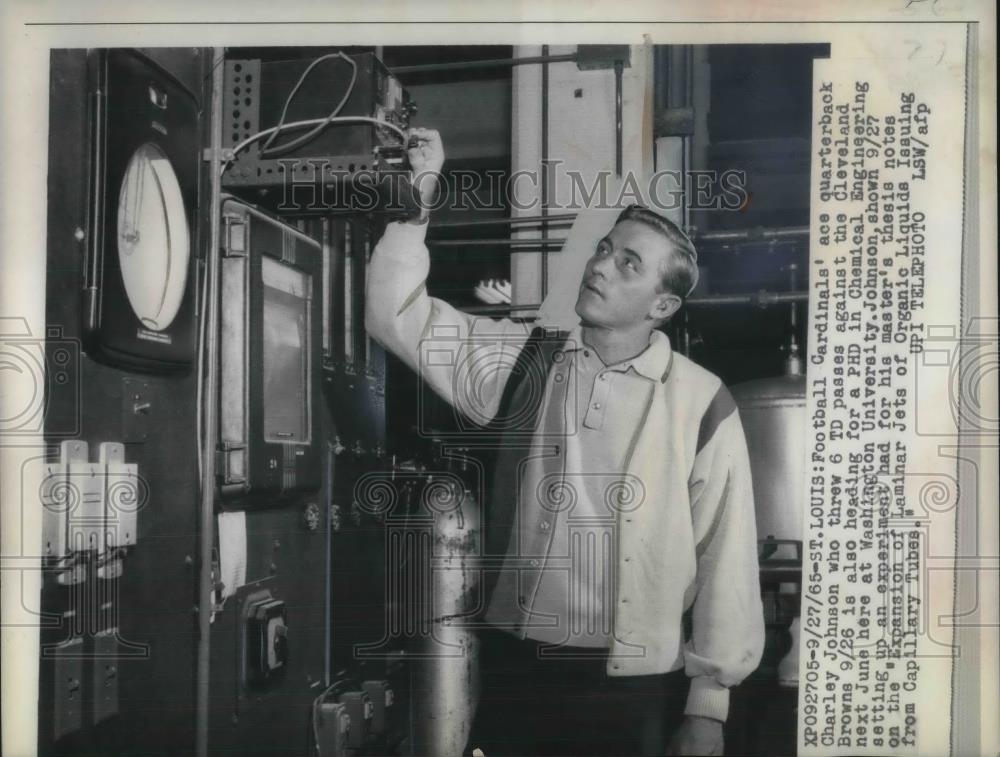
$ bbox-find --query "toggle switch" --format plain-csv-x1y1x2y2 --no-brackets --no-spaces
316,701,351,756
362,680,394,736
243,593,288,686
338,689,373,749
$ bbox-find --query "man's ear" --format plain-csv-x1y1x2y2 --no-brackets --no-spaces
650,291,682,322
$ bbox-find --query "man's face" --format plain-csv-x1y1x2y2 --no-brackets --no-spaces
574,219,678,329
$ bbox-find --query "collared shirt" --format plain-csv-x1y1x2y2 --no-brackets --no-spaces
484,326,672,647
366,221,764,723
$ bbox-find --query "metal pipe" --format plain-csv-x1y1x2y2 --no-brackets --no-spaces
788,263,800,330
462,288,810,315
686,291,809,307
196,47,225,757
391,53,577,76
614,59,624,178
541,45,550,298
423,229,808,247
427,238,565,248
695,226,809,244
428,217,807,245
461,303,542,315
324,442,334,687
684,47,695,232
429,214,576,229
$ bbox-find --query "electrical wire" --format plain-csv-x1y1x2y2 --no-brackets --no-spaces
260,52,358,157
195,256,209,482
221,117,408,177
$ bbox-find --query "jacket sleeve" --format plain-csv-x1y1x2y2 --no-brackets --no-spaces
365,220,531,424
682,386,765,722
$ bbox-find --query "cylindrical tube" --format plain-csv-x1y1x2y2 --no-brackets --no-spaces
196,47,225,757
427,238,565,248
696,226,809,243
411,466,481,756
686,291,809,307
391,53,577,76
430,214,576,230
541,44,550,298
614,59,624,178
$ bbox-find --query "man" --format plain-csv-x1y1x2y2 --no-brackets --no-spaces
366,128,764,756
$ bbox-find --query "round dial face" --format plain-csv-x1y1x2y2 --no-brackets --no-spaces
115,142,190,332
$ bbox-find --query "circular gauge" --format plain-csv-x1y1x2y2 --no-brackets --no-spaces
116,142,190,331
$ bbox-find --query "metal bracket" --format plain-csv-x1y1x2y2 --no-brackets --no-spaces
203,146,235,163
224,219,248,257
41,440,89,562
122,377,151,443
654,106,696,138
576,45,631,71
219,442,248,484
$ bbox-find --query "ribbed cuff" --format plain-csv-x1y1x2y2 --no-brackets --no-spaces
684,676,729,722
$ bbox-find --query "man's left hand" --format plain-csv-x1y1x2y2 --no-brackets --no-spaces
665,715,724,756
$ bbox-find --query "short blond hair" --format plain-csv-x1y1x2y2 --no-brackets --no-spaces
616,205,699,298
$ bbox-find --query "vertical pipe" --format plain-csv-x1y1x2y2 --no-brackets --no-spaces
614,59,624,178
666,46,693,233
540,45,549,298
196,47,225,757
682,47,694,233
324,442,334,687
788,263,799,331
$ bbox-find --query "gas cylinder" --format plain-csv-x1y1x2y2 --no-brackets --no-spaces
409,450,481,757
732,349,807,687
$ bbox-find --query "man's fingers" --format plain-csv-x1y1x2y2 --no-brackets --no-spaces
407,127,440,144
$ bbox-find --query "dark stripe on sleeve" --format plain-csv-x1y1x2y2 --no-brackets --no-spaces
486,327,566,435
696,383,737,454
396,282,427,316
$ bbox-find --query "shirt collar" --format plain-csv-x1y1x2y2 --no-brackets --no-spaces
563,325,674,383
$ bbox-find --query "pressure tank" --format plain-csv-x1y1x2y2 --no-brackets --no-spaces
409,453,481,757
730,357,808,551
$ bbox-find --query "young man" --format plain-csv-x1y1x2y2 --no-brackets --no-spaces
366,128,764,756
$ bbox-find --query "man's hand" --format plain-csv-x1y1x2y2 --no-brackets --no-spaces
406,127,444,222
665,715,724,756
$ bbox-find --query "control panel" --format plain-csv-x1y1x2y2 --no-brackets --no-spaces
221,52,418,217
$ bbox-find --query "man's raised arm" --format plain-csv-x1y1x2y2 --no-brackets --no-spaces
364,128,531,424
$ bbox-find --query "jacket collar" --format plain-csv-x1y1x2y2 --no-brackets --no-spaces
562,324,674,383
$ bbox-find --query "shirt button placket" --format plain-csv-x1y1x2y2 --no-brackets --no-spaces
585,372,611,429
